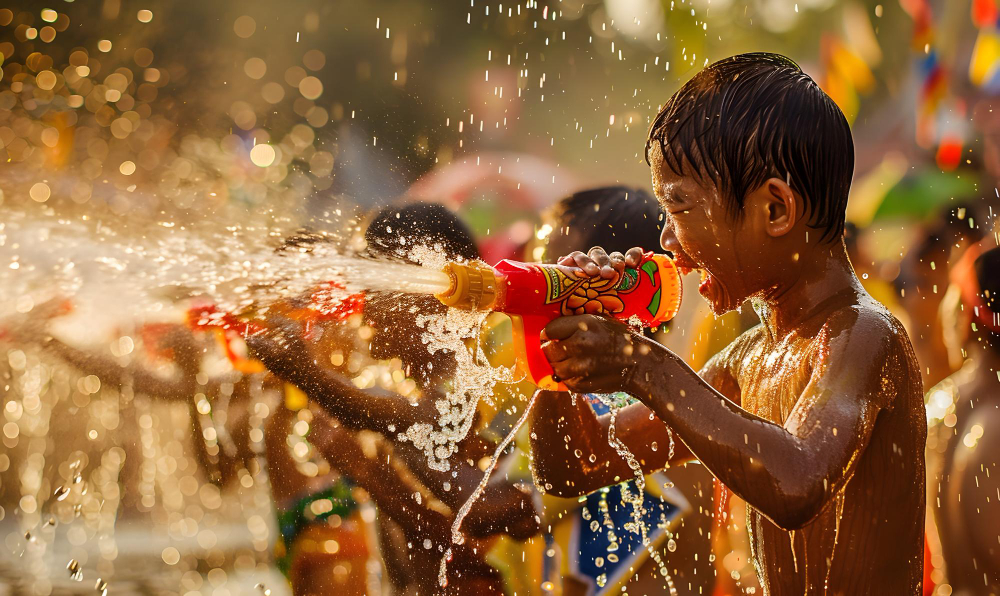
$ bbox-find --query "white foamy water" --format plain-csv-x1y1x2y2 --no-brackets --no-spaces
0,210,451,329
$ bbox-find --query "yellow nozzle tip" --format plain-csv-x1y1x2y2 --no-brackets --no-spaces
434,261,497,311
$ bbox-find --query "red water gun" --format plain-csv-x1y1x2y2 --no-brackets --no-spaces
185,283,365,373
434,252,682,390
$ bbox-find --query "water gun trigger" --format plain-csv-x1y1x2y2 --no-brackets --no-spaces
509,314,568,392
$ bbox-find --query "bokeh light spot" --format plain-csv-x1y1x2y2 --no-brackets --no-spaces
29,182,51,202
298,76,323,100
249,144,276,167
234,15,256,38
244,57,266,80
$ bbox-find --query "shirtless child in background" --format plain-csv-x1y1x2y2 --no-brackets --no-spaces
532,53,926,594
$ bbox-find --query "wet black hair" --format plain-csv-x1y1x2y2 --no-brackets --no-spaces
546,185,664,254
974,246,1000,353
365,202,480,263
645,52,854,243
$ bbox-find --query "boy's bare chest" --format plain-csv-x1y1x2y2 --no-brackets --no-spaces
735,336,816,424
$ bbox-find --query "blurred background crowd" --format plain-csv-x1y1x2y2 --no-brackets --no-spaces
0,0,998,595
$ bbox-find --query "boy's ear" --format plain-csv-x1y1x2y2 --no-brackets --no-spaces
757,177,799,238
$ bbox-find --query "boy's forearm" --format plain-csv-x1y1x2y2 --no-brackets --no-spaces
312,426,451,543
290,364,436,434
627,343,830,529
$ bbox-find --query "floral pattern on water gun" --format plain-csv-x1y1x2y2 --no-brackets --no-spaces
545,267,626,316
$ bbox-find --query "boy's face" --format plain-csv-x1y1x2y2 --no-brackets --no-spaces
650,149,763,314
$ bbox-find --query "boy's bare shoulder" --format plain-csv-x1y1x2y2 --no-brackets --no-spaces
822,297,913,356
821,299,922,406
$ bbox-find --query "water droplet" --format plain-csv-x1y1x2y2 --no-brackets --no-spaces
650,441,658,452
667,538,677,552
67,559,83,581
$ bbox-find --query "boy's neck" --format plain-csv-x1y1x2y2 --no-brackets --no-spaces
753,243,860,340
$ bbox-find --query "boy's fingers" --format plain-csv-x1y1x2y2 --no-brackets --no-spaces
608,251,627,276
571,253,600,276
588,247,618,279
624,247,644,267
541,340,568,364
557,251,585,266
551,357,592,382
587,247,611,267
542,316,590,341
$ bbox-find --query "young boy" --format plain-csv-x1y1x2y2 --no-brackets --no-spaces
532,52,926,594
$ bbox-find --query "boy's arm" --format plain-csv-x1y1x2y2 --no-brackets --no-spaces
246,325,438,434
390,438,539,540
543,309,892,530
307,413,453,544
528,348,738,498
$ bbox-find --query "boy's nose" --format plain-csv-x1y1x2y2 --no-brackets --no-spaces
659,217,680,255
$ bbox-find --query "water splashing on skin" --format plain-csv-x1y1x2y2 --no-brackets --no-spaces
789,529,799,574
824,491,846,590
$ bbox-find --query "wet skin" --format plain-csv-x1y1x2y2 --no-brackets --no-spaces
531,151,926,594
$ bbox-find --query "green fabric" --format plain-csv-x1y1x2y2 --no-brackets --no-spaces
274,480,357,576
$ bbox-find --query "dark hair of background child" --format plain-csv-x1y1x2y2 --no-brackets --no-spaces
366,202,480,263
545,185,665,255
645,51,854,243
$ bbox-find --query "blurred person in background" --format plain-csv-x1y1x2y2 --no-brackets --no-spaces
894,202,989,389
925,243,1000,595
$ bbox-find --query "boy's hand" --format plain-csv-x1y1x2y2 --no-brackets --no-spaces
557,246,645,279
541,314,649,394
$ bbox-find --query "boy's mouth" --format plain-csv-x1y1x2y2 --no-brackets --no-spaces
675,262,713,297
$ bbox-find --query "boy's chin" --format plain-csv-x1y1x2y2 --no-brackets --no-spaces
698,277,739,315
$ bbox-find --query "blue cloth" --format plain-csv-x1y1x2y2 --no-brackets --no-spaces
567,394,682,594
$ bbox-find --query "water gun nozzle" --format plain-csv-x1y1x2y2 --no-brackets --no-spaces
435,261,498,311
